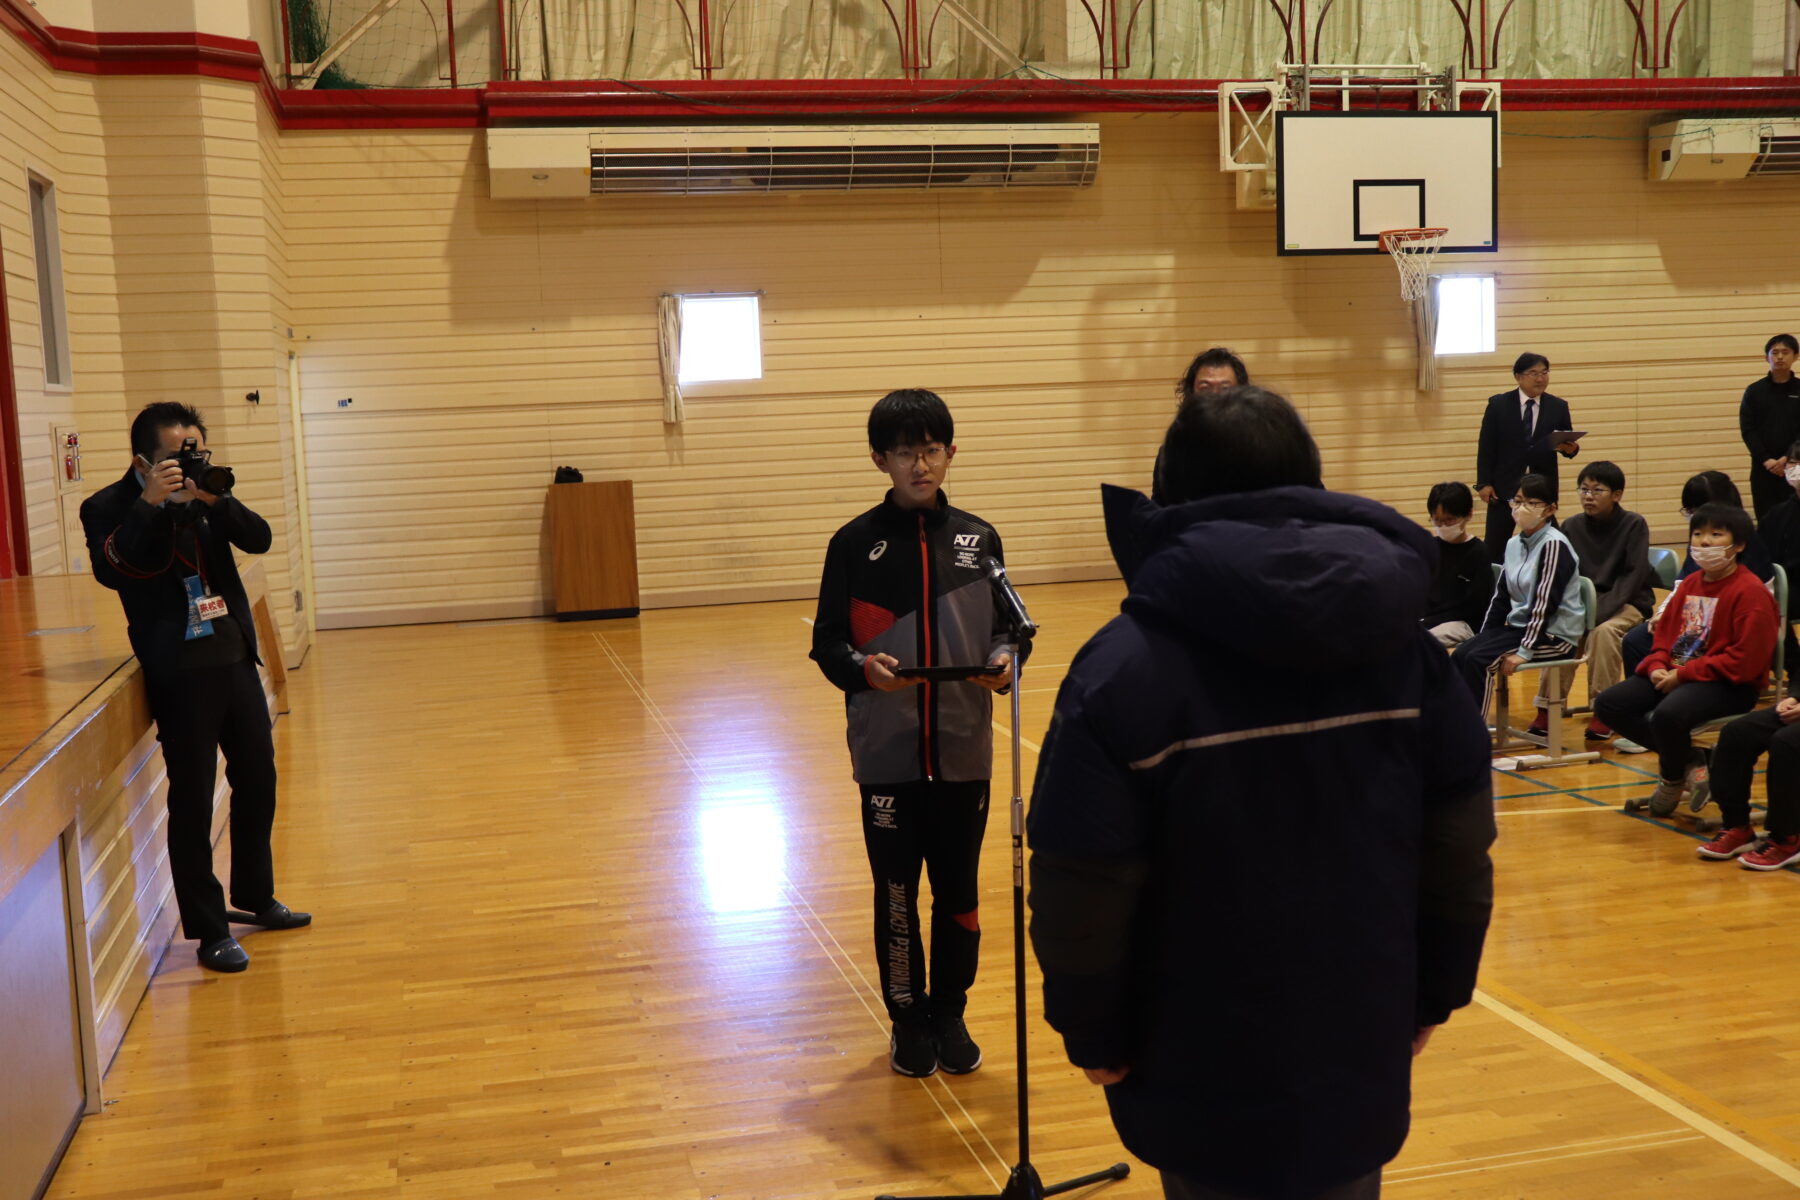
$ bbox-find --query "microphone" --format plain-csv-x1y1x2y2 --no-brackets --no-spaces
980,555,1038,640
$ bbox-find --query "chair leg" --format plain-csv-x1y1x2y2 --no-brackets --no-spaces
1495,672,1511,750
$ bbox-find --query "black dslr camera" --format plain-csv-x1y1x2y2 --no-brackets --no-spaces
176,437,234,496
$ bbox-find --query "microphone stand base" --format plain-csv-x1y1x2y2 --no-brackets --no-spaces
876,1160,1131,1200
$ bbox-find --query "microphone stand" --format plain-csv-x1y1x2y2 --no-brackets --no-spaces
878,575,1129,1200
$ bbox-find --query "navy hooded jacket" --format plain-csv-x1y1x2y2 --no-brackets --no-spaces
1027,484,1494,1199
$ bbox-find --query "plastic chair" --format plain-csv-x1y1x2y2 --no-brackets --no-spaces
1494,575,1600,769
1649,547,1679,592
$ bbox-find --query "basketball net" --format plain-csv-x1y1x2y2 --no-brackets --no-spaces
1378,227,1447,303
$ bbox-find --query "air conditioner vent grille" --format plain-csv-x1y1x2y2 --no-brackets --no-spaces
589,140,1100,194
1752,133,1800,175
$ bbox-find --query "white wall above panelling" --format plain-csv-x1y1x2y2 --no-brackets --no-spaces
32,0,259,38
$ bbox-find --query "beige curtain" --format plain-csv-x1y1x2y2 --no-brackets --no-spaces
511,0,1039,80
1409,288,1439,393
657,294,684,424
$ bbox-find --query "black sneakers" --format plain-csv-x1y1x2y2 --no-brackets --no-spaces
890,1022,938,1077
934,1015,983,1075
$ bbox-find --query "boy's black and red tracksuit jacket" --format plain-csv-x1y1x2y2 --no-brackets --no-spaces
811,490,1019,783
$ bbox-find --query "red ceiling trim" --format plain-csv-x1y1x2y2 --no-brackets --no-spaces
6,0,1800,127
0,0,260,83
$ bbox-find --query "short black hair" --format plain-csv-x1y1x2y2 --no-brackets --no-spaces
1512,352,1550,376
1427,481,1474,519
1157,384,1322,504
1174,347,1249,399
130,402,207,459
1690,502,1753,547
1516,473,1556,506
868,389,953,453
1765,334,1798,356
1578,461,1626,493
1681,470,1742,512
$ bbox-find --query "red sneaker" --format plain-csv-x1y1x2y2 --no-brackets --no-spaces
1585,718,1614,742
1697,826,1759,860
1526,708,1549,736
1740,836,1800,871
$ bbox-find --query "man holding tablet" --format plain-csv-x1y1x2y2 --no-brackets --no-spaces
1475,353,1581,561
810,388,1019,1079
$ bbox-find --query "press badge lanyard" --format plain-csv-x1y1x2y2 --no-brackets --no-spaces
175,532,228,640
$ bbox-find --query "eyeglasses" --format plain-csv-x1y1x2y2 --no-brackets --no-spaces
1576,486,1613,498
884,445,948,469
1509,500,1547,513
1518,369,1549,379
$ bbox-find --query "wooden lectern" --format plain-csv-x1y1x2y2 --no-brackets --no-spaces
546,480,640,620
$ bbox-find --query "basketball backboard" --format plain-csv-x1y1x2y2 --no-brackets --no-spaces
1275,112,1497,255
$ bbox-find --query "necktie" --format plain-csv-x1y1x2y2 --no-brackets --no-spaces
1522,398,1536,440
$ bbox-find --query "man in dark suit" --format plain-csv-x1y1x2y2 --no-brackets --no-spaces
1475,353,1581,561
79,402,309,974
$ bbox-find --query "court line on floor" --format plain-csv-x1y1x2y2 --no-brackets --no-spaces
1386,1128,1699,1182
590,629,1009,1188
1388,1133,1705,1185
1472,984,1800,1188
1494,805,1621,816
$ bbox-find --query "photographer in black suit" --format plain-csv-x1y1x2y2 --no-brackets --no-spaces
1475,353,1581,561
79,403,309,974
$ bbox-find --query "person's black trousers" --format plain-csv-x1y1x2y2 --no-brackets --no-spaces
1449,624,1576,719
147,659,278,947
859,779,988,1027
1482,493,1513,564
1710,707,1800,838
1594,674,1760,784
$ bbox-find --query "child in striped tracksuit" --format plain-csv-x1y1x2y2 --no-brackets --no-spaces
1450,473,1585,717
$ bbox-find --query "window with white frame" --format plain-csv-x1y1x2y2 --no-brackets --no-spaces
1433,275,1496,357
677,293,762,385
28,174,71,388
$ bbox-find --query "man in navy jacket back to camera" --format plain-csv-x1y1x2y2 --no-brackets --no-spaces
1027,386,1495,1200
80,402,310,975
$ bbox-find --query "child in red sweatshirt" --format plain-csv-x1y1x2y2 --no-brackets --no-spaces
1596,503,1778,817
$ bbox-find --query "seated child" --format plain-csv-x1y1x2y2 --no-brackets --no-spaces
1695,695,1800,870
1449,473,1584,718
1536,461,1654,741
1597,503,1778,817
1420,481,1491,648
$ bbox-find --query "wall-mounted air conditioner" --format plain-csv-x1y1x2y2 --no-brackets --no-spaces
487,124,1101,198
1648,118,1800,181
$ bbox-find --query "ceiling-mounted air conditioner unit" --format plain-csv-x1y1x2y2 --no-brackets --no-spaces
487,124,1101,198
1648,118,1800,181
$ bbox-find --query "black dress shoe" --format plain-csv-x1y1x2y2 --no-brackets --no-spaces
226,901,312,930
198,937,250,973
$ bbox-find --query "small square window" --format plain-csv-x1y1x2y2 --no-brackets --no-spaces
1433,275,1495,357
678,294,762,385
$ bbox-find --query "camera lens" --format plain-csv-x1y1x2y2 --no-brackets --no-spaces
201,464,235,494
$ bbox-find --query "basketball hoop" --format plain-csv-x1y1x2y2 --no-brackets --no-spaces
1378,227,1447,303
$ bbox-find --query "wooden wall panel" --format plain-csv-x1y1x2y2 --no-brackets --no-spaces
284,112,1796,624
0,30,89,574
7,63,1798,623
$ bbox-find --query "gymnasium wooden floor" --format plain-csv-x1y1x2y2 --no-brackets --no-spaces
41,581,1800,1199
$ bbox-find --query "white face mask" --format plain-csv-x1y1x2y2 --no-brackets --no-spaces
1691,544,1734,570
1511,503,1548,534
1785,464,1800,486
1432,522,1469,543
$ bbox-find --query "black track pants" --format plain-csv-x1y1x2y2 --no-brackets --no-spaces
860,780,989,1026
